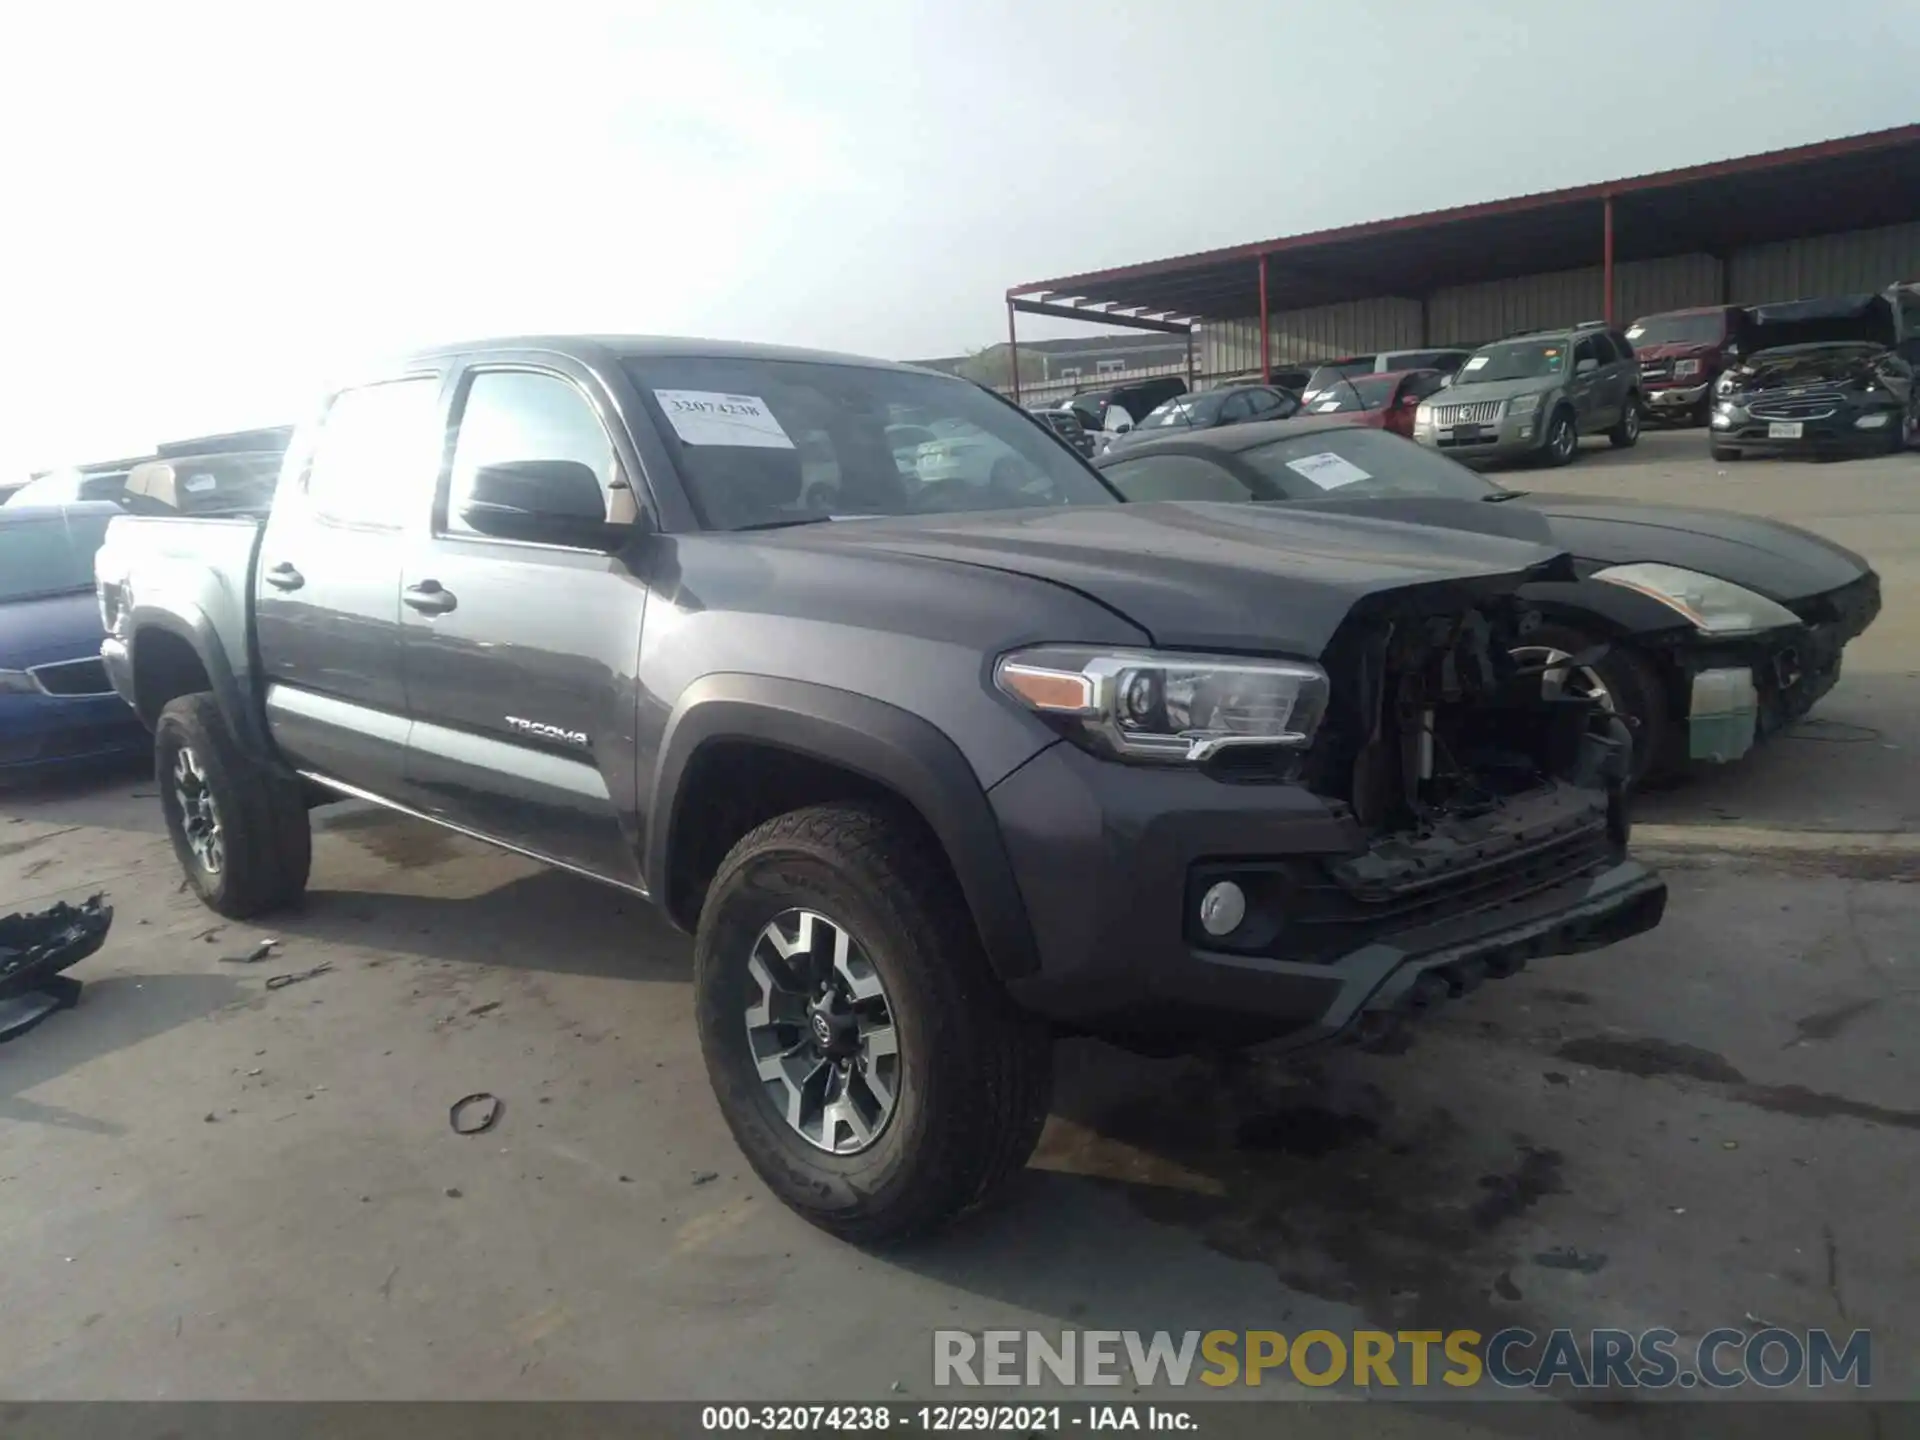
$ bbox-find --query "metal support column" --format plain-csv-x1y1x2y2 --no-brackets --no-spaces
1602,194,1615,326
1258,254,1271,383
1006,301,1021,404
1186,327,1196,392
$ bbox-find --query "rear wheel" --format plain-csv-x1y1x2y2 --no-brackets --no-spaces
1608,395,1642,448
156,694,311,917
1512,623,1672,787
694,802,1053,1246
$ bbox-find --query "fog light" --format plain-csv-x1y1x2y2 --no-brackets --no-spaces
1198,881,1247,938
1517,425,1533,440
1854,412,1891,430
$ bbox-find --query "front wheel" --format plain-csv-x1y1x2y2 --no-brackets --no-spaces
1542,408,1579,467
155,694,312,917
694,803,1052,1246
1608,395,1642,448
1512,624,1672,787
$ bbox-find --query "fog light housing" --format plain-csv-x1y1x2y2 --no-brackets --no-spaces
1517,424,1533,440
1198,881,1247,938
1854,412,1891,430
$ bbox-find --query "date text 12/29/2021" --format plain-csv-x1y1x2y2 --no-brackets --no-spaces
701,1405,1195,1432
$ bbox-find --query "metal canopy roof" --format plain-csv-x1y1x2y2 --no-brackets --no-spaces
1007,126,1920,323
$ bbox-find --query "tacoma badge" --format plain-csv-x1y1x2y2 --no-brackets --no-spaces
506,716,589,747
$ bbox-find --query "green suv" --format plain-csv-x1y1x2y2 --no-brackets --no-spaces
1414,323,1642,465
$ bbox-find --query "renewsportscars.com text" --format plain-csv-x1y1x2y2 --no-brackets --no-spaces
934,1327,1872,1391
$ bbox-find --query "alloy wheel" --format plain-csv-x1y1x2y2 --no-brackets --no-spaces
743,908,900,1154
1552,415,1576,462
172,744,224,874
1513,645,1614,712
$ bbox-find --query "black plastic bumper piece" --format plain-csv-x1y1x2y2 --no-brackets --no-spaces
988,740,1666,1053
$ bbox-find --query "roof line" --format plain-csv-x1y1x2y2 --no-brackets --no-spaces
1006,123,1920,300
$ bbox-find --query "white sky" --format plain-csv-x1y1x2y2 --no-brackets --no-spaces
2,0,1915,476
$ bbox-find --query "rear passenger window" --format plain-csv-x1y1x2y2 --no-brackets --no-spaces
444,370,617,538
303,378,442,528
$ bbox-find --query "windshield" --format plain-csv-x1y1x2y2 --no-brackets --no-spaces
1236,428,1499,502
1138,392,1224,429
624,358,1116,529
1457,340,1567,384
1302,361,1376,395
1304,374,1397,413
1625,313,1724,348
0,511,115,602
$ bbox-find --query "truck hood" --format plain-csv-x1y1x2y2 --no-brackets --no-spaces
1632,341,1719,363
1282,494,1867,604
0,590,106,669
769,503,1572,656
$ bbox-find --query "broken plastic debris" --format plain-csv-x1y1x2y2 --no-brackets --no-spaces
0,895,112,1000
265,962,333,991
449,1093,504,1136
221,939,279,965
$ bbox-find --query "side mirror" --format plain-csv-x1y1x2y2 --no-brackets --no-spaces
1724,343,1741,359
459,460,623,547
1576,357,1599,375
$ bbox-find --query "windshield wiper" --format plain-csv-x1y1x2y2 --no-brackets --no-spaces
1483,488,1529,503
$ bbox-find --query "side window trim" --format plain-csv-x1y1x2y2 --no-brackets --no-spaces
436,363,633,551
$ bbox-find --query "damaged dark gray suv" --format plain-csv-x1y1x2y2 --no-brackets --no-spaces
95,337,1667,1244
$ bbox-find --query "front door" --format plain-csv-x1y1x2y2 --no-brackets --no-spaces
255,374,445,796
397,362,650,887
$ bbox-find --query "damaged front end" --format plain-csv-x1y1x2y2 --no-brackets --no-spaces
1186,582,1662,1052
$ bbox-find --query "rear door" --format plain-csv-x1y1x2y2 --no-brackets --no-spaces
255,373,446,796
397,358,652,887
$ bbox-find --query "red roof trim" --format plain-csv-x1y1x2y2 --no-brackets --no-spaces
1006,124,1920,300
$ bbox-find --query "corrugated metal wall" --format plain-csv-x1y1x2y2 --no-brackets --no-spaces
1729,221,1920,303
1192,222,1920,373
1200,296,1423,374
1428,255,1720,343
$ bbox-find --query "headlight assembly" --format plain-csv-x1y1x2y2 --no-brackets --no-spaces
1593,563,1799,636
1507,393,1543,416
995,646,1329,763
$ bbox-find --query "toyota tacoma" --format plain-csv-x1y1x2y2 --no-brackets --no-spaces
95,337,1666,1243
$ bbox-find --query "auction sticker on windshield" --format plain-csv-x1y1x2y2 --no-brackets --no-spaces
1463,356,1489,372
1285,452,1372,490
654,390,794,449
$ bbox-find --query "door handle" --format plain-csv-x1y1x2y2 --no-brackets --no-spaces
403,580,458,615
264,561,305,591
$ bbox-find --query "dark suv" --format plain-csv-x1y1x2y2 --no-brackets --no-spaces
1415,322,1643,465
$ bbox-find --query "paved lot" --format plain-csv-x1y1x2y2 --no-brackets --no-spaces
2,427,1915,1431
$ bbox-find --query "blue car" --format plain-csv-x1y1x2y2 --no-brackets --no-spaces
0,503,148,777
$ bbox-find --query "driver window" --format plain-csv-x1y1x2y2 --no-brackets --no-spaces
1219,392,1254,423
1573,335,1602,369
446,370,617,536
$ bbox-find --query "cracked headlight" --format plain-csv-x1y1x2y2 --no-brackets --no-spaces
0,669,41,695
1507,393,1543,416
1593,563,1799,636
995,646,1329,763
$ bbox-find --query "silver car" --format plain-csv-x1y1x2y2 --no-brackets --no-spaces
1414,324,1643,465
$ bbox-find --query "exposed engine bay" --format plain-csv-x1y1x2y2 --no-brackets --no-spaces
1306,596,1632,841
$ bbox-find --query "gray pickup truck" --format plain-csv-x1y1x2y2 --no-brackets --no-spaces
95,336,1666,1243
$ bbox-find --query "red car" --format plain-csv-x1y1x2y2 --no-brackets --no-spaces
1298,369,1449,438
1625,305,1754,425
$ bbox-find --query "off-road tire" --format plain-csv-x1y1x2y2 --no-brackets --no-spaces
155,693,312,917
694,802,1053,1246
1608,394,1642,448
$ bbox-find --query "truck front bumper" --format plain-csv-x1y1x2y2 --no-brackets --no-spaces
987,741,1666,1052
